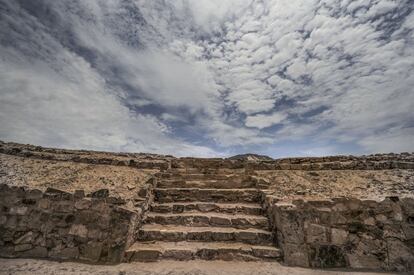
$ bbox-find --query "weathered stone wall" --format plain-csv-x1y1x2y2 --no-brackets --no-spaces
174,158,414,170
0,182,155,263
0,141,170,170
264,195,414,272
2,140,413,171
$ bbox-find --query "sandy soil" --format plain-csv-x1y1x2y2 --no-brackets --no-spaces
0,259,399,275
256,169,414,201
0,154,156,200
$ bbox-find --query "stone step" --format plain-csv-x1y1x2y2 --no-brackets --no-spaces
138,225,273,245
125,241,281,262
154,188,262,203
146,212,269,230
151,202,264,216
157,179,254,189
167,168,245,175
158,173,237,180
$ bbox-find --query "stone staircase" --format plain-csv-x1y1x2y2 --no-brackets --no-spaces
125,168,281,262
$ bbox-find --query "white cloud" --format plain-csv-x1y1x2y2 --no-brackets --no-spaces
245,112,287,129
358,127,414,153
0,0,413,157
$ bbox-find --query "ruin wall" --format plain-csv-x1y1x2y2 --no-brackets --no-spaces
264,195,414,272
0,182,154,263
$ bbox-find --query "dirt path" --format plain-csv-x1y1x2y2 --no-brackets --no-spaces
0,259,399,275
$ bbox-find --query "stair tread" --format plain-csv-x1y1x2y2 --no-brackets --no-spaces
155,187,258,191
160,179,230,182
147,212,268,220
152,202,262,208
151,202,264,216
140,224,272,234
127,241,279,252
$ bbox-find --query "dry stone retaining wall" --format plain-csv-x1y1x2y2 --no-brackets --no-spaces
264,195,414,272
174,158,414,170
2,141,413,171
0,181,155,263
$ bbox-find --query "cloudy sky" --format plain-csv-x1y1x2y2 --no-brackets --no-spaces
0,0,413,157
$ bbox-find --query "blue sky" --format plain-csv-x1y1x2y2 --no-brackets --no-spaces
0,0,413,157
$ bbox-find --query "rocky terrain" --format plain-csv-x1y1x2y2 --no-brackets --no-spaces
0,153,156,203
255,169,414,201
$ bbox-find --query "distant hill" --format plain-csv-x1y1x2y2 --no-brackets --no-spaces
228,153,273,161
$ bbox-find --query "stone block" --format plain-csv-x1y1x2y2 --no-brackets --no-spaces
75,199,92,210
401,198,414,217
9,206,28,215
375,214,387,223
5,215,17,229
75,210,98,224
197,204,216,212
348,222,365,233
383,224,405,239
0,215,6,225
277,210,304,244
91,189,109,198
37,199,49,209
332,202,347,212
54,200,74,213
164,249,193,260
74,190,85,199
0,245,15,258
14,243,32,252
107,244,125,263
283,243,309,267
87,228,102,240
387,238,414,272
402,224,414,240
107,196,126,205
13,231,37,244
331,228,348,245
80,242,103,262
50,247,79,260
130,249,161,262
346,253,383,270
306,223,328,244
69,224,88,239
44,188,73,200
309,245,346,268
347,199,361,211
210,216,231,226
19,246,48,258
26,189,43,200
363,217,376,226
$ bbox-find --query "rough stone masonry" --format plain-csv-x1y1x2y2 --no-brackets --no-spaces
0,141,413,272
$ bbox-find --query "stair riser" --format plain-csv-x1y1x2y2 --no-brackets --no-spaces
164,168,242,174
151,203,263,216
126,248,281,262
138,230,273,245
157,180,254,189
154,189,262,203
158,173,239,180
146,215,269,230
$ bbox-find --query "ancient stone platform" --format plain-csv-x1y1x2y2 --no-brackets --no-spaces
125,168,281,262
1,141,413,272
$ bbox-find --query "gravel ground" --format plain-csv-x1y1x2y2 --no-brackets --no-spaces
256,169,414,201
0,154,156,201
0,259,400,275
